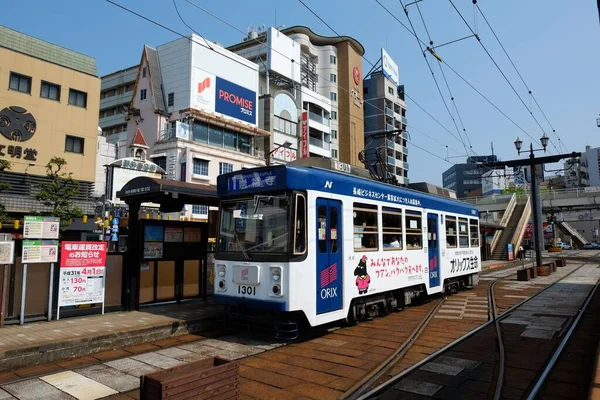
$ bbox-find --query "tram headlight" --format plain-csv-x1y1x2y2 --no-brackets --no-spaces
216,265,227,291
269,267,283,297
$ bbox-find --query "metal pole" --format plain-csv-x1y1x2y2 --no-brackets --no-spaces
529,152,542,269
19,263,27,325
47,263,54,321
0,264,8,328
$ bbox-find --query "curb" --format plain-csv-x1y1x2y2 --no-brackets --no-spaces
0,315,221,372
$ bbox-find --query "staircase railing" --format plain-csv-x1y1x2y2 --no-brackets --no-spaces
490,193,516,254
559,222,588,245
512,196,532,252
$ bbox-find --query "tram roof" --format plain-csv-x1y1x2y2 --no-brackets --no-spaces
217,165,479,217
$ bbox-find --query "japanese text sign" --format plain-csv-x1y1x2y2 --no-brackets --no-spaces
60,242,107,268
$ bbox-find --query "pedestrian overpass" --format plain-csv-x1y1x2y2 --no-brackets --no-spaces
464,188,600,259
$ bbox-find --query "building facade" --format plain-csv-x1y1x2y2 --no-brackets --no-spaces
363,49,408,185
564,145,600,188
228,26,365,167
99,66,137,144
0,25,100,214
442,155,498,198
116,36,269,219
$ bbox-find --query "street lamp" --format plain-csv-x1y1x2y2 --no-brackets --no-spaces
514,134,548,156
265,141,293,166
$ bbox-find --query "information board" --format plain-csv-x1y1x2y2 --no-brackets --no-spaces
0,241,14,265
164,226,184,243
22,240,58,263
58,242,107,309
23,216,60,239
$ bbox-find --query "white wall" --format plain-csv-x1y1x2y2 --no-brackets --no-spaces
157,38,192,119
94,130,117,198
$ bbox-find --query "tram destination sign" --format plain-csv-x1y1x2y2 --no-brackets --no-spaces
228,170,277,191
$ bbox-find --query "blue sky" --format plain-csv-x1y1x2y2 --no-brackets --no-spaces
3,0,598,186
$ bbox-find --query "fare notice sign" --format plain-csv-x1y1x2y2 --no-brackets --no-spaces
57,242,108,317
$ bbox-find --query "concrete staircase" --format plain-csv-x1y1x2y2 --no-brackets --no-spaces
491,202,527,260
558,222,588,247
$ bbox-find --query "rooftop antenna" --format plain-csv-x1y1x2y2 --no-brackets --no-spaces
491,141,494,157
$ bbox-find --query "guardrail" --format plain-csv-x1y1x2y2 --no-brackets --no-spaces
512,196,532,252
490,194,516,254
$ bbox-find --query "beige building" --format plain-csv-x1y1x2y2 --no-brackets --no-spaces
0,25,100,214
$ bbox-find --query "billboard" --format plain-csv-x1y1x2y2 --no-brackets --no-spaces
215,77,256,125
110,166,162,205
175,121,190,140
381,48,399,85
267,27,301,83
301,112,308,158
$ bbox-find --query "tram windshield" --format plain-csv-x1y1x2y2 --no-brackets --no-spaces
219,194,290,255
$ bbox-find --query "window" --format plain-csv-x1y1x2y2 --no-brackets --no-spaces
470,219,479,247
446,217,457,248
458,218,469,248
406,211,423,249
192,121,251,153
65,135,84,154
40,81,60,101
331,130,338,140
331,149,338,159
330,74,336,83
331,111,337,120
219,162,233,175
192,158,209,176
330,55,336,64
294,194,307,255
388,87,394,95
68,89,87,108
364,87,369,94
330,92,337,102
192,205,208,215
209,126,223,146
9,72,31,94
153,156,166,171
140,89,147,101
353,203,378,251
167,92,174,107
142,67,147,78
274,116,297,136
383,207,403,250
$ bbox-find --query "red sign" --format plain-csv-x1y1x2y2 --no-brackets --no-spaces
301,111,308,158
60,242,107,268
353,67,361,85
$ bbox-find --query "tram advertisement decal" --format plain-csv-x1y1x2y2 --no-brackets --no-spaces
364,255,424,280
448,249,479,273
354,256,371,294
58,242,107,307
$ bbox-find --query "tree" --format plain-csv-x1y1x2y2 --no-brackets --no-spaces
35,157,83,231
0,160,12,222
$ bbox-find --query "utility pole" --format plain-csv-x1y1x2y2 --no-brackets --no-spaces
482,135,581,268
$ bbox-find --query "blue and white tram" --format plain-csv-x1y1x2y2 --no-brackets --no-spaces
214,164,481,337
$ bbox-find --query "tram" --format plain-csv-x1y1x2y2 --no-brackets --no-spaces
213,164,481,338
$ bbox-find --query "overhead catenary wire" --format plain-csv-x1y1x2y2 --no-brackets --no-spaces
474,2,566,153
447,0,558,154
171,0,214,50
105,0,455,163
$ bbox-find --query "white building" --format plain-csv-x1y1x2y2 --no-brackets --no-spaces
564,145,600,188
481,168,513,196
119,36,269,219
94,126,118,198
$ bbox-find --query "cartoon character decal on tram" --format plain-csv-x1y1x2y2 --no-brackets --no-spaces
354,255,371,295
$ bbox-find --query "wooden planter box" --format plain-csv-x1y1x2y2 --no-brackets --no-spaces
528,267,538,279
141,357,239,400
537,265,551,276
555,259,565,268
550,262,557,272
517,269,530,281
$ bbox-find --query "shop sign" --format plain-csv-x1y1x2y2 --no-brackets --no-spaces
301,111,308,158
0,106,39,161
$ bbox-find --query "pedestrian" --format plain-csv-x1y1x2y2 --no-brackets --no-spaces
519,245,524,260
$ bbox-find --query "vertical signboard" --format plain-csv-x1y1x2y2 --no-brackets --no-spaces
57,242,108,319
301,111,308,159
381,48,399,85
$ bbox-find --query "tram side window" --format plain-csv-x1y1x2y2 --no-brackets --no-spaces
405,211,423,250
446,216,457,248
383,207,402,250
294,194,307,255
458,218,469,248
353,203,378,251
470,219,479,247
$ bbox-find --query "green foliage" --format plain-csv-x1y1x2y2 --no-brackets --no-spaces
35,157,83,231
501,187,527,195
0,160,11,222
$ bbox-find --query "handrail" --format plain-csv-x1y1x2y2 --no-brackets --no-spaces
512,196,531,252
490,194,516,254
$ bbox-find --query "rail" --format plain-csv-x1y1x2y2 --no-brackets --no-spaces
512,196,532,252
490,194,517,254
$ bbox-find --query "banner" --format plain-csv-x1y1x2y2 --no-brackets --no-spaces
301,111,308,158
58,242,107,308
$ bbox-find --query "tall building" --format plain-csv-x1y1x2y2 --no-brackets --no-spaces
363,49,408,185
116,35,269,219
0,25,100,215
442,155,498,198
228,25,365,167
99,66,137,143
563,145,600,188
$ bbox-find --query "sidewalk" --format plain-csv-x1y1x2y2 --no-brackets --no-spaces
0,299,222,372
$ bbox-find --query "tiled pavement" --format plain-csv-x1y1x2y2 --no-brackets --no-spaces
0,334,283,399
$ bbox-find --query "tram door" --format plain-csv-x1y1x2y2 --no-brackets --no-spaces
316,198,343,314
427,213,441,289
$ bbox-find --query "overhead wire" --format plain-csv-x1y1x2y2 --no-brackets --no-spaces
447,0,558,154
475,3,565,152
105,0,455,163
171,0,214,50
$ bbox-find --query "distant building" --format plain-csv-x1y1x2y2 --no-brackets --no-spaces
99,66,137,144
564,145,600,188
442,155,498,198
481,168,513,196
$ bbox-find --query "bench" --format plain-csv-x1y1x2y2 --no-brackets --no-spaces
141,357,239,400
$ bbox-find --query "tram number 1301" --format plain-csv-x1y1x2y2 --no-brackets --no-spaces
237,285,256,296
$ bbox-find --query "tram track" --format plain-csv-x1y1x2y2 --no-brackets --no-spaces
352,262,598,400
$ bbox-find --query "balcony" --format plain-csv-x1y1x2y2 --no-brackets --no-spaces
402,116,407,125
386,123,395,132
385,107,394,118
387,156,395,165
309,111,329,127
309,136,330,150
159,128,177,141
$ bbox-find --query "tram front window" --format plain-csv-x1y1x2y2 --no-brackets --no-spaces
219,195,290,255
